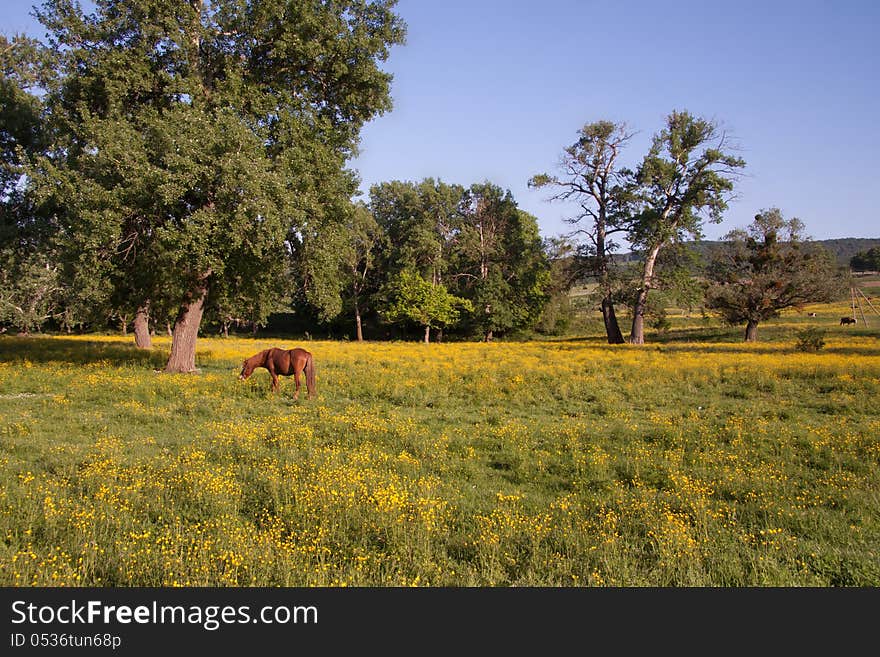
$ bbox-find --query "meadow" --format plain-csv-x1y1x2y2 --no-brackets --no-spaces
1,301,878,586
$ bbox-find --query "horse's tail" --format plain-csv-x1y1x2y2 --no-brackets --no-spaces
305,352,316,398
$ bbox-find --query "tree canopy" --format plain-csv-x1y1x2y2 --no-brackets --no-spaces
20,0,405,369
627,110,746,344
368,178,550,341
705,208,847,341
850,247,880,272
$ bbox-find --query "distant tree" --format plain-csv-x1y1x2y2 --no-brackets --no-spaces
379,269,471,343
340,202,385,341
369,178,464,286
628,110,745,344
704,209,847,341
534,237,579,335
850,247,880,272
452,184,551,341
530,121,635,344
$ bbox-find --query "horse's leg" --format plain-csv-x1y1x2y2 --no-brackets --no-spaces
267,362,279,393
293,365,301,401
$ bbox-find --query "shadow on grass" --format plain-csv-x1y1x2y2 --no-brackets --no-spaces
541,325,880,356
0,336,169,368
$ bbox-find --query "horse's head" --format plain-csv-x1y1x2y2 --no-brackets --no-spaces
239,359,253,380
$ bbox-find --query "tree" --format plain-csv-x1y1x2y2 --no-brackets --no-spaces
369,178,464,286
341,202,385,341
26,0,405,371
850,247,880,272
379,269,471,343
530,121,635,344
705,209,847,341
368,178,464,341
0,34,63,334
0,248,62,333
452,183,550,341
628,111,745,344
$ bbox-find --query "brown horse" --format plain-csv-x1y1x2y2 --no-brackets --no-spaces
239,347,316,400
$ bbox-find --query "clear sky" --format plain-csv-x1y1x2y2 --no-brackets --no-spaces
4,0,879,242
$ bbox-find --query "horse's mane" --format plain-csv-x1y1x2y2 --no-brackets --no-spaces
245,349,269,366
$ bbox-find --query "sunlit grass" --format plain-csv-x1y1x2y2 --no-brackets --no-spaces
1,312,878,586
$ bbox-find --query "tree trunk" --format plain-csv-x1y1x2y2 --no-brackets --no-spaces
744,320,758,342
355,304,363,341
596,224,624,344
164,276,209,373
484,329,493,342
601,295,624,344
133,304,152,349
630,297,646,345
424,325,430,343
630,244,662,345
119,316,128,336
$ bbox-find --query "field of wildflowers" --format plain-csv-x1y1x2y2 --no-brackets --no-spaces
1,302,878,586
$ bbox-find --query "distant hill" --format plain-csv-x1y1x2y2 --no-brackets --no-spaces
809,238,880,266
688,237,880,267
615,237,880,267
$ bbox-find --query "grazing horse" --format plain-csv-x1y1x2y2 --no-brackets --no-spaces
840,316,857,325
239,347,316,400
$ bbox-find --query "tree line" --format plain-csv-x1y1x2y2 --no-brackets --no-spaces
850,247,880,273
1,1,850,368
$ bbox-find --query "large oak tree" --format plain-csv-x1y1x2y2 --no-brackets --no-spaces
26,0,405,371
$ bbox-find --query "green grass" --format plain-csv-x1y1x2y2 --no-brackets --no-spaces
0,308,878,586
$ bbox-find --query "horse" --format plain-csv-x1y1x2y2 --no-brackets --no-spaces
840,316,856,325
239,347,316,400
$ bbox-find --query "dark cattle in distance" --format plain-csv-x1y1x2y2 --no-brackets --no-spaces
840,317,857,325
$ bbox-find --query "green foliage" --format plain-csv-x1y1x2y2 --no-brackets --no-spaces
795,327,826,352
0,34,48,198
452,186,551,339
631,111,746,248
379,269,472,340
533,238,579,335
370,179,551,339
528,119,636,242
370,178,464,283
529,120,636,343
626,110,746,343
19,0,405,355
0,247,62,332
648,307,672,334
705,208,848,340
850,247,880,272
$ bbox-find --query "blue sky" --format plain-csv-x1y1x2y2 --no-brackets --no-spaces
4,0,879,241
